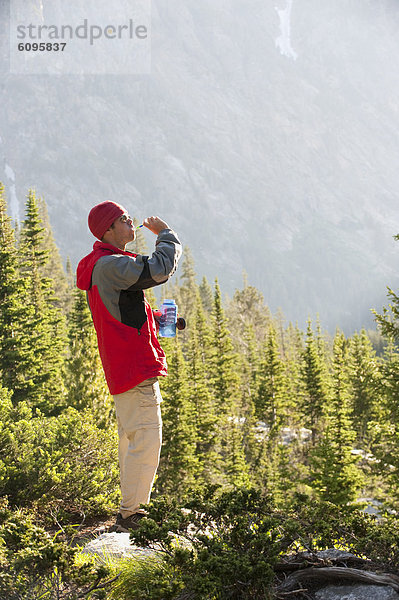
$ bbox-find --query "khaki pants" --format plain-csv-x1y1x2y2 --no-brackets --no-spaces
113,377,162,518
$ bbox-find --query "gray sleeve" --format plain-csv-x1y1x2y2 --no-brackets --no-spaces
92,229,182,291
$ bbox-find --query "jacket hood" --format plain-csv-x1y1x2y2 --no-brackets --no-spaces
76,241,135,291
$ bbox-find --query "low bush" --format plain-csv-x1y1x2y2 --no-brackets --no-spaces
3,486,399,600
0,497,115,599
0,394,120,519
123,487,399,600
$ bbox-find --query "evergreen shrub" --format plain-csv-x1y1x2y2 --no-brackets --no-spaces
119,487,399,600
0,497,115,599
0,393,120,518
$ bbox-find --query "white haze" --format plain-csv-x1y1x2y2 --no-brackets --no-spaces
0,0,399,332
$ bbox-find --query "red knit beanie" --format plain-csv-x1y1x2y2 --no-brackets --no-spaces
88,201,126,240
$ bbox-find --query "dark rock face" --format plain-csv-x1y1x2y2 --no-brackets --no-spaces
1,0,399,331
315,585,399,599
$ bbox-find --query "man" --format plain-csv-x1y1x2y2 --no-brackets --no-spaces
76,200,182,532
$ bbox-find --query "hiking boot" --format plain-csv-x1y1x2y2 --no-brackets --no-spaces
108,512,146,533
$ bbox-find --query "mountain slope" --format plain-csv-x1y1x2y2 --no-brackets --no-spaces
1,0,398,331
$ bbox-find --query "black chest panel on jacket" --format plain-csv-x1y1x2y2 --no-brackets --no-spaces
119,289,147,330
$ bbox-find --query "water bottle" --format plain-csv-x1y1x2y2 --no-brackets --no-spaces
159,299,177,338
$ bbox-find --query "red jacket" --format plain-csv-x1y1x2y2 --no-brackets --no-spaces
76,230,182,395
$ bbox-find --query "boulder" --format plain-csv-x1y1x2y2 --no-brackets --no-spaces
315,584,399,600
82,532,155,560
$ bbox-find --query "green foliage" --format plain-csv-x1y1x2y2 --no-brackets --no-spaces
281,323,305,428
109,555,184,600
370,345,399,507
0,497,114,600
125,486,399,600
227,275,270,349
288,496,399,570
224,419,251,488
37,195,73,313
309,331,364,505
6,487,399,600
300,320,330,444
171,247,199,354
373,286,399,342
186,291,221,485
255,323,287,430
209,279,240,412
178,247,198,320
198,275,213,314
347,329,381,444
5,180,399,597
158,337,200,498
18,189,68,413
130,488,280,600
0,185,33,400
0,497,74,599
0,393,119,517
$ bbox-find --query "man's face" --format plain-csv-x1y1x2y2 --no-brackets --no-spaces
104,213,135,249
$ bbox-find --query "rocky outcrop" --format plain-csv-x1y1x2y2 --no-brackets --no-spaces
82,531,155,560
82,536,399,599
315,585,399,600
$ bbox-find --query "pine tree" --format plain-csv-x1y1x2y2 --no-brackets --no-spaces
252,433,281,501
186,291,221,485
227,276,271,348
157,337,199,498
241,323,261,401
309,331,363,505
144,286,157,311
66,288,112,426
0,183,32,399
370,341,399,507
174,247,199,352
178,247,198,316
368,256,399,506
249,322,302,502
287,323,305,359
199,275,214,314
274,309,287,357
37,196,72,313
255,323,287,431
300,320,330,445
373,286,399,341
65,256,74,288
209,280,249,486
283,323,304,429
347,329,381,444
240,324,261,471
18,189,68,413
254,436,304,506
13,218,21,245
315,317,330,365
225,418,251,488
209,279,240,414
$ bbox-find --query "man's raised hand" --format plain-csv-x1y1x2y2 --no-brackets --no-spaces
143,216,169,235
